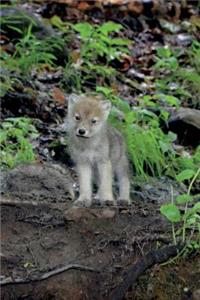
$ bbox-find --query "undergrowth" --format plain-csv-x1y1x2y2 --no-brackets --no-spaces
160,168,200,257
154,41,200,108
0,118,38,169
96,86,200,179
0,24,65,96
60,21,130,91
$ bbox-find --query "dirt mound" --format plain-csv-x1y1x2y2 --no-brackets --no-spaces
1,163,168,299
1,163,199,300
1,163,74,205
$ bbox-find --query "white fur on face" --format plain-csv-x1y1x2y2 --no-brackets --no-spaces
68,96,111,139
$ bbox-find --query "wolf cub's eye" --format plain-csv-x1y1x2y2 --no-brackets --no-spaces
91,118,98,124
75,114,80,121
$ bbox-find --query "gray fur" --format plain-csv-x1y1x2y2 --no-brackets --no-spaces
67,95,130,207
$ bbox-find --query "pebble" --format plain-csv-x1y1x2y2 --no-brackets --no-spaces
176,34,193,46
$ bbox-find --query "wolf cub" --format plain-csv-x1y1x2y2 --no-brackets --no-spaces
67,94,130,207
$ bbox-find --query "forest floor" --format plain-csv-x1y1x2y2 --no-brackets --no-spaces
1,1,200,299
1,164,199,300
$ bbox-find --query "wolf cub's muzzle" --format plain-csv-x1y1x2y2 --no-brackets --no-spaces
76,128,89,138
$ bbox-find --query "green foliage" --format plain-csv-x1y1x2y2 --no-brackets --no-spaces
0,118,39,169
97,86,200,180
50,15,70,32
176,169,195,182
175,146,200,175
154,41,200,108
72,22,130,84
0,70,14,97
160,203,181,223
0,6,38,36
61,62,82,93
0,24,65,96
97,86,180,178
0,24,65,90
154,46,179,71
73,21,130,61
160,168,200,253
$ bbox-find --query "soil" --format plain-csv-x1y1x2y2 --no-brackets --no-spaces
1,164,199,300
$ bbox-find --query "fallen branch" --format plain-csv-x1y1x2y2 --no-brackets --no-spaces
109,244,183,300
0,263,99,286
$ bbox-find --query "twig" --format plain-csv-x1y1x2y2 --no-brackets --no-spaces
109,244,183,300
0,264,99,286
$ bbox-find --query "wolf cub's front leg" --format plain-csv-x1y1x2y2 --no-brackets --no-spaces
74,163,92,207
116,158,130,205
97,160,115,205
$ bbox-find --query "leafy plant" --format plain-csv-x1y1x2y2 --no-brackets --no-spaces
72,22,130,84
154,41,200,108
0,70,13,97
0,117,39,169
160,168,200,252
97,86,200,179
0,24,66,96
73,22,130,62
1,25,65,76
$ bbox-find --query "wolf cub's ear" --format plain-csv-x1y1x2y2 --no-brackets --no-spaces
68,94,81,105
100,100,112,118
68,94,81,116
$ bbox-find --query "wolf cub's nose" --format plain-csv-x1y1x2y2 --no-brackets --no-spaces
78,128,86,135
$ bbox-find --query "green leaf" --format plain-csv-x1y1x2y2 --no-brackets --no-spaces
0,131,7,143
159,141,171,153
154,94,180,107
176,194,193,204
96,86,113,97
157,47,172,58
99,22,122,35
193,202,200,212
160,203,181,222
164,95,180,107
50,16,66,31
7,25,23,34
167,131,177,142
176,169,195,182
110,38,130,46
125,112,136,124
73,23,93,38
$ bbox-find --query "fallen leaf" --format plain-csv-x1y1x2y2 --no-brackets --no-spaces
78,2,90,10
128,0,143,14
51,87,65,105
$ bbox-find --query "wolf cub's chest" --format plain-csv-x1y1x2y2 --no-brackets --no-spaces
72,142,107,164
82,149,102,163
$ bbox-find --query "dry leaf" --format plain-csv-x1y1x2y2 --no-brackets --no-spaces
52,87,65,105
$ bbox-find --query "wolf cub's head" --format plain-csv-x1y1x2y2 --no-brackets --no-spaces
68,94,111,139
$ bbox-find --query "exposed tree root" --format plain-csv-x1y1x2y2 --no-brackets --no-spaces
0,264,99,286
109,244,183,300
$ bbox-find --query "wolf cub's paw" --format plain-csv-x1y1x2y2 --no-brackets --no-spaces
73,196,92,208
100,198,116,207
117,198,131,206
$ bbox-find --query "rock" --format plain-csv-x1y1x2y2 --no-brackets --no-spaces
193,289,200,300
171,108,200,129
176,34,193,46
168,108,200,147
159,19,181,33
64,207,116,222
0,163,75,204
